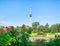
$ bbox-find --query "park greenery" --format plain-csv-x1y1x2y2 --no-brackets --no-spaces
0,22,60,46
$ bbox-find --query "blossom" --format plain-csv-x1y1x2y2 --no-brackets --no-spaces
22,24,25,30
9,26,14,30
0,29,4,34
6,27,10,31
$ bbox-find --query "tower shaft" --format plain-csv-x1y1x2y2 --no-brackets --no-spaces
29,6,32,27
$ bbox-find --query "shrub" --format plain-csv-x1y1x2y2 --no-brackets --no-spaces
46,38,60,46
32,39,46,46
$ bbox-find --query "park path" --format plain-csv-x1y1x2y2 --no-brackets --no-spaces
29,35,55,42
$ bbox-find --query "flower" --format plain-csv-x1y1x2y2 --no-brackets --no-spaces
6,26,14,31
22,24,25,30
9,26,14,30
0,29,4,34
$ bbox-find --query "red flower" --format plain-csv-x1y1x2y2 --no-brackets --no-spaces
6,27,10,31
0,29,4,34
9,26,14,30
6,26,14,31
22,24,25,30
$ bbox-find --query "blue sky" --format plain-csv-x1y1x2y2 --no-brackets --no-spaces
0,0,60,26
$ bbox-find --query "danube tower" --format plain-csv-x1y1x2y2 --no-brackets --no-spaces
29,6,32,27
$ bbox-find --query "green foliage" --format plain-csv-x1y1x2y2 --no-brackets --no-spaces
32,22,60,33
0,26,32,46
19,27,32,46
9,30,19,37
32,22,40,29
0,26,5,29
50,24,60,33
32,39,46,46
32,38,60,46
46,38,60,46
0,31,11,46
44,23,49,33
38,25,45,35
1,23,60,46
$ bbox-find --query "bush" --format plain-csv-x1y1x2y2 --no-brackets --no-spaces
32,39,46,46
0,26,32,46
46,38,60,46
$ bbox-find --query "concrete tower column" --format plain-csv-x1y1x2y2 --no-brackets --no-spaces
29,6,32,27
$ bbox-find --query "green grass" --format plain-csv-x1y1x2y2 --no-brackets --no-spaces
30,33,38,37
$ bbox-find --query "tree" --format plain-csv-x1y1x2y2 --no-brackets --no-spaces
0,26,5,29
46,38,60,46
38,25,45,35
32,22,40,30
44,23,49,33
50,24,60,33
57,24,60,32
